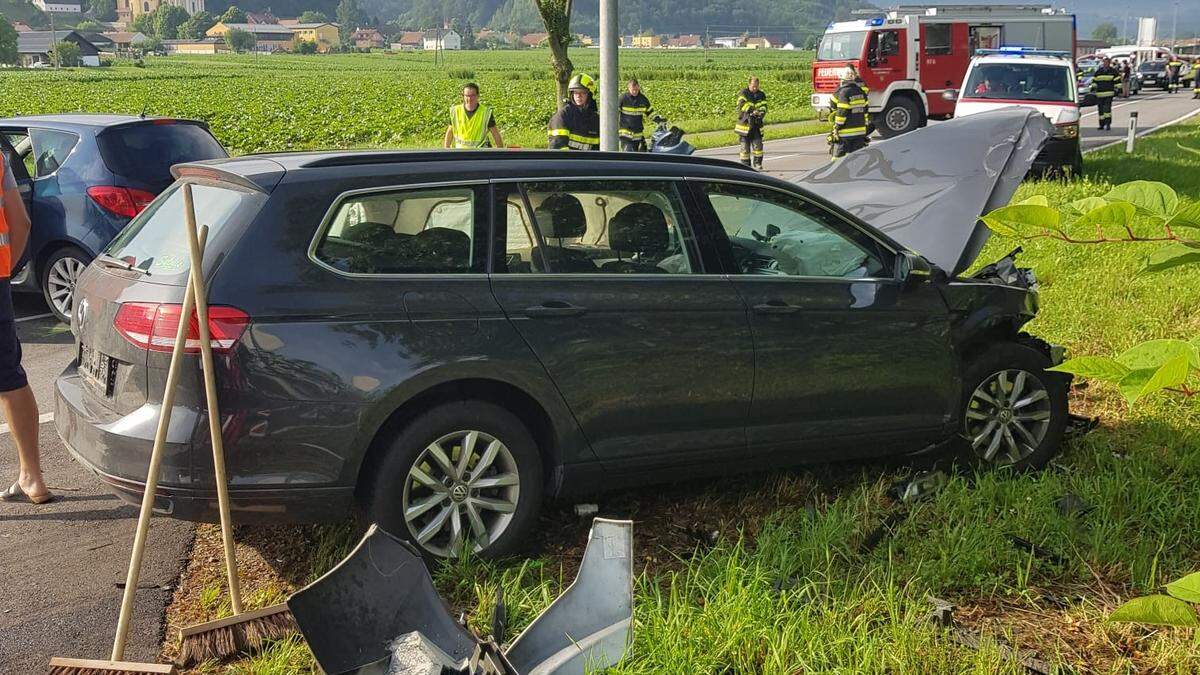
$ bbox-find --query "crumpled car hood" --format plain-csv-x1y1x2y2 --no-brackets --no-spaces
798,107,1052,276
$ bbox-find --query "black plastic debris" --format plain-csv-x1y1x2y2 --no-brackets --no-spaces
1054,493,1094,519
1064,414,1099,438
1008,535,1068,567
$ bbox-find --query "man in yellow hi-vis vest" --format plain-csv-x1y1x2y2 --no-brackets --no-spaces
443,82,504,149
0,153,52,505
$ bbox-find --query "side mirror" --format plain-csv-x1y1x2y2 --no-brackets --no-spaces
941,89,959,101
896,251,935,285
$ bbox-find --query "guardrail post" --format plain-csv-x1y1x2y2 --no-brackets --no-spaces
1125,111,1139,153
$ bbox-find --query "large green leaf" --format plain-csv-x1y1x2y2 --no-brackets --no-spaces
1018,195,1050,207
1166,573,1200,604
1109,594,1200,626
1165,201,1200,232
1048,356,1130,383
1103,181,1178,217
1141,242,1200,275
980,204,1062,238
1118,355,1191,405
1067,196,1108,215
1115,339,1197,370
1067,201,1136,240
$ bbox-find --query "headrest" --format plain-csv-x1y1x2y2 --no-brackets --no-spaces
608,203,669,256
533,193,587,239
342,221,396,245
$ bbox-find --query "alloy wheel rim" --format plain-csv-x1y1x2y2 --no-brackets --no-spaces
48,256,85,317
886,107,910,131
402,429,520,557
964,369,1052,466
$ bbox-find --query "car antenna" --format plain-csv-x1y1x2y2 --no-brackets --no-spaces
139,100,148,119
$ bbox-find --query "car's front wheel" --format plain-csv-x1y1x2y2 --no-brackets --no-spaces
42,246,91,323
370,400,544,559
960,341,1069,470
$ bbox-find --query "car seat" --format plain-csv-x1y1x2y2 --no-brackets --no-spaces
530,193,597,273
414,227,471,270
600,203,670,274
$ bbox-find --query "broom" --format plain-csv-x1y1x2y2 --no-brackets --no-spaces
174,183,296,666
48,226,212,675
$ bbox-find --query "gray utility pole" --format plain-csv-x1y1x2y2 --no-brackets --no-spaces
599,0,619,151
1171,1,1178,50
49,11,59,69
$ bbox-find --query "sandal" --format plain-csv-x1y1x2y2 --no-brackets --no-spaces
1,482,54,504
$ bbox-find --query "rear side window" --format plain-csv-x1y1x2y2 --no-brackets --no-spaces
97,123,226,186
313,185,486,275
105,180,266,280
30,128,79,177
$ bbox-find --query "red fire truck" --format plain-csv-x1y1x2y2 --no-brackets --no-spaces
811,4,1077,137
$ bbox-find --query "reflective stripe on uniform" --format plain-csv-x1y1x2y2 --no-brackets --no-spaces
618,128,643,139
735,123,751,134
0,159,9,278
837,126,867,137
548,128,569,136
1096,91,1116,98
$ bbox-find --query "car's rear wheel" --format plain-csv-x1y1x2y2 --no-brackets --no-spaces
370,400,543,559
42,246,90,323
960,342,1069,470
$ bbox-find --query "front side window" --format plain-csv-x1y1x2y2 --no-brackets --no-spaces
699,182,887,279
314,186,483,274
498,180,696,275
29,128,79,177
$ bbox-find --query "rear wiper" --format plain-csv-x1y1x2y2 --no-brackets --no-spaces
96,253,151,276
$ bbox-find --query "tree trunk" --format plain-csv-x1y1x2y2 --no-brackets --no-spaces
535,0,574,107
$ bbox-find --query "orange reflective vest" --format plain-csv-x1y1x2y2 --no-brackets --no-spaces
0,159,11,278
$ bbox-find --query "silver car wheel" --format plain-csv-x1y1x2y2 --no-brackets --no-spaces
964,369,1053,466
47,255,86,319
402,429,520,558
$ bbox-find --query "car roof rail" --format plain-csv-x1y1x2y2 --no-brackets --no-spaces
298,149,755,171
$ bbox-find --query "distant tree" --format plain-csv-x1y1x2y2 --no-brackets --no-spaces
461,20,476,49
0,15,17,65
335,0,363,47
220,5,247,24
226,26,256,52
51,40,82,66
533,0,573,104
176,11,216,40
131,13,154,35
139,35,163,54
1092,22,1118,45
74,19,105,32
88,0,117,22
298,10,328,23
295,38,318,53
153,4,189,40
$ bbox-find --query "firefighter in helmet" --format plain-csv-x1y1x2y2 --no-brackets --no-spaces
618,78,655,152
828,66,872,159
1166,56,1184,94
735,76,768,169
548,73,601,151
1091,56,1119,130
443,82,503,149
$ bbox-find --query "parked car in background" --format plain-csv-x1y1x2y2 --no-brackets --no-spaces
0,115,227,321
1137,60,1171,90
56,138,1070,560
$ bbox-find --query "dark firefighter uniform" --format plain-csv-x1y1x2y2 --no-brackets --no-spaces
548,100,600,151
1195,62,1200,99
618,91,654,152
828,79,871,158
1166,58,1184,94
1091,63,1119,130
735,87,768,169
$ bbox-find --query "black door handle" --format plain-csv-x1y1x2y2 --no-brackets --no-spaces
524,301,587,318
752,301,800,315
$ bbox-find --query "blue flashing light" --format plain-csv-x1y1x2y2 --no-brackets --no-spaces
977,47,1072,59
868,17,885,26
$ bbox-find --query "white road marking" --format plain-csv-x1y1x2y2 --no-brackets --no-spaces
1084,106,1200,154
0,412,56,435
1080,93,1168,118
15,313,54,323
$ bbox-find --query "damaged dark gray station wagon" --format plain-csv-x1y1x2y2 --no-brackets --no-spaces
56,146,1069,559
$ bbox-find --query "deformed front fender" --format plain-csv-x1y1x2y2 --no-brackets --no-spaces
941,280,1039,349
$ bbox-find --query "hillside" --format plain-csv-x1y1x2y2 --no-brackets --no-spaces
0,0,47,27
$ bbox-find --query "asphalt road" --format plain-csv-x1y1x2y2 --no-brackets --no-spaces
0,88,1196,673
0,292,192,672
700,89,1200,180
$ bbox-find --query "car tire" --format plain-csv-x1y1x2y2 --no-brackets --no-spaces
959,341,1069,471
1067,146,1084,179
41,246,91,324
370,400,544,560
878,96,922,138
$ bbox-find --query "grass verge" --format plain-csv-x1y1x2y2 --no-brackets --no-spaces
166,114,1200,674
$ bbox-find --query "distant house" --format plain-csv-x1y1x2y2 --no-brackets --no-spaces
290,22,339,52
474,28,512,46
79,32,115,52
32,0,82,13
17,30,100,66
391,31,424,50
713,36,742,49
11,22,34,32
246,11,278,25
667,34,702,49
744,37,772,49
423,28,460,51
350,28,385,50
278,18,300,26
102,31,150,53
206,22,295,51
164,38,226,55
632,34,662,48
1074,38,1108,58
781,42,796,50
519,32,548,48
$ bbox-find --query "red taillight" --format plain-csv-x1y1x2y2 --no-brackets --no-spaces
87,186,158,218
114,302,250,353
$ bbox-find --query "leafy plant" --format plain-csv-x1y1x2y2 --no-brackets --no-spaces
1110,573,1200,627
981,180,1199,405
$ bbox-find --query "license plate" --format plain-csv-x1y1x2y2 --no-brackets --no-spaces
79,343,114,395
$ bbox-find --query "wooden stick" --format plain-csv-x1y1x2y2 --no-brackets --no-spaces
111,224,209,661
182,183,243,616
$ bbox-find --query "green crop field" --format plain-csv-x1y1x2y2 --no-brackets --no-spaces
0,49,816,153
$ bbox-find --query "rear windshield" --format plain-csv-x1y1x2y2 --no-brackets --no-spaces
96,123,226,187
964,63,1075,103
817,31,866,61
105,180,265,282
